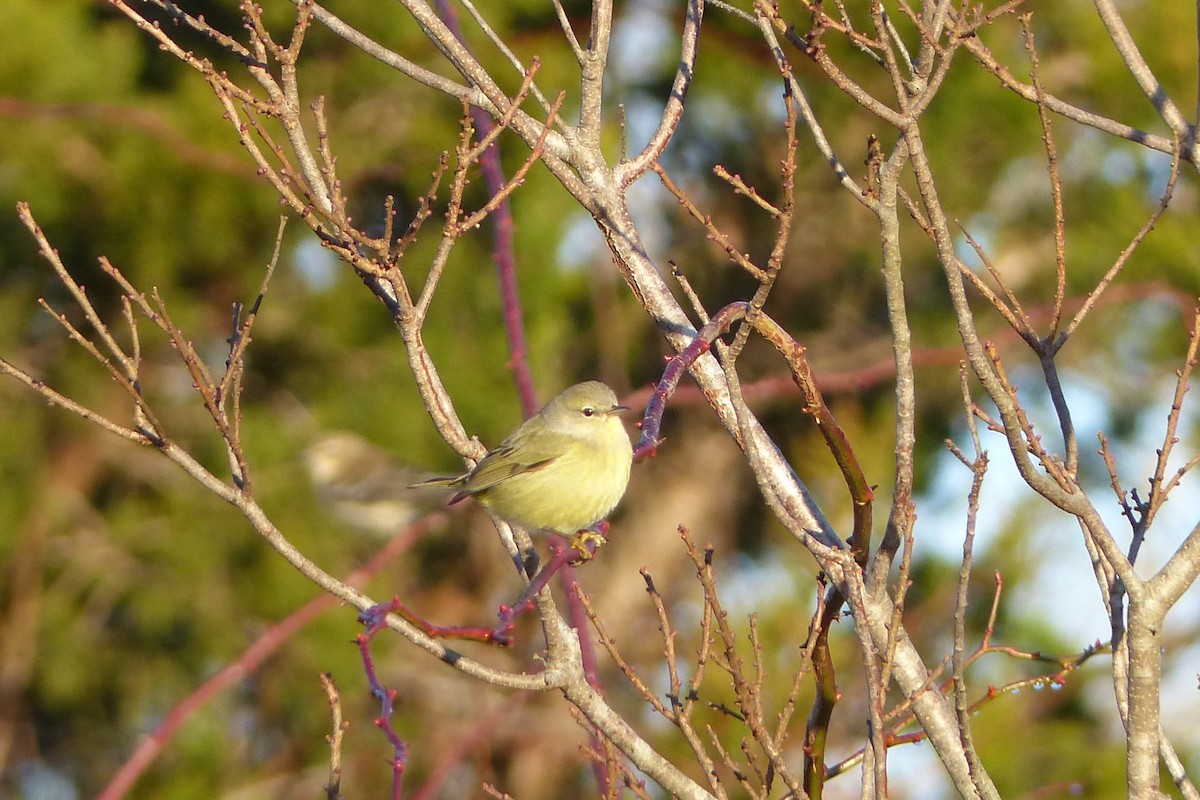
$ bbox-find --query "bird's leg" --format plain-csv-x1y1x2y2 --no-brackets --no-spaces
567,519,610,562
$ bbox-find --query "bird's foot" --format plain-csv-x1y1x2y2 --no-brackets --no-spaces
567,521,610,562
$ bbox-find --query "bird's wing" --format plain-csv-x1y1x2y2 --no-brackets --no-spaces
458,433,569,494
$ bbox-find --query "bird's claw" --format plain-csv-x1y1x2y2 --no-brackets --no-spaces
568,529,607,561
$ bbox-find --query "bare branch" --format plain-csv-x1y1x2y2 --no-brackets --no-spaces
1092,0,1196,144
1019,14,1068,337
958,23,1194,163
619,0,704,182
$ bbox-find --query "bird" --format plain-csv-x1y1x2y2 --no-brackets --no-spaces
414,381,633,541
304,431,449,537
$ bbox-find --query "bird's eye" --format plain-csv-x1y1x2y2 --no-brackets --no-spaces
582,407,596,417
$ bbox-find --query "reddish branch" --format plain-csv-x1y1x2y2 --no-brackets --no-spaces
358,607,409,800
630,298,885,798
434,0,539,416
98,515,440,799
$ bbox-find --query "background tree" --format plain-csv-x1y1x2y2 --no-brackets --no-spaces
1,0,1199,798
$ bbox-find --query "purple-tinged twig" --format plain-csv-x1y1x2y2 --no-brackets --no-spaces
581,557,726,797
492,527,609,639
357,610,409,800
635,300,871,557
435,0,539,415
558,562,615,796
96,514,439,800
457,76,562,233
634,302,751,460
360,595,515,648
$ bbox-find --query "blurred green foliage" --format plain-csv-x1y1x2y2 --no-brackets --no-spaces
1,1,1198,798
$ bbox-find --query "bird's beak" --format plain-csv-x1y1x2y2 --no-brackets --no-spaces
610,404,629,414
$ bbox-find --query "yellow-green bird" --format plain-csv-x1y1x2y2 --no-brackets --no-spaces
416,381,633,535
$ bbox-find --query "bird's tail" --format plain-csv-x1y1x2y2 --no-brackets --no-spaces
408,476,459,489
409,475,472,506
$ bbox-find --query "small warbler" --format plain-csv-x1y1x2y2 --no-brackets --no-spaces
305,431,449,537
415,381,633,535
